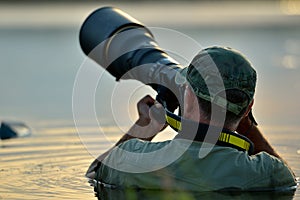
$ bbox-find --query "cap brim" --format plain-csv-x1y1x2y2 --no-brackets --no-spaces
174,67,188,85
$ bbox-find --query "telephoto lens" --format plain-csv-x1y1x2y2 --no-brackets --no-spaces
79,7,185,112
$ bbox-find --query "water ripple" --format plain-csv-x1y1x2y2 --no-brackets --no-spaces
0,128,95,199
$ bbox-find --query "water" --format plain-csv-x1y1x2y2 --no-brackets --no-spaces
1,6,300,200
0,126,94,199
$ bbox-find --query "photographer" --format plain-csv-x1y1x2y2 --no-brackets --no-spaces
86,47,296,191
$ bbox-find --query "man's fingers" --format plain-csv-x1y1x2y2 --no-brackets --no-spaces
137,95,155,118
149,103,166,124
141,95,155,104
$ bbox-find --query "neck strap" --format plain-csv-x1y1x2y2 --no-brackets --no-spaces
165,110,254,154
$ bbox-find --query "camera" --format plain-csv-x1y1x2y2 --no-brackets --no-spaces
79,7,184,113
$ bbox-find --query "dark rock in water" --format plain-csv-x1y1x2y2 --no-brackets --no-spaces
0,121,31,140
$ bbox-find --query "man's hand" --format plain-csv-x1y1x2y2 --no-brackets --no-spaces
129,95,166,140
135,95,156,126
236,110,257,136
236,111,281,158
236,115,253,136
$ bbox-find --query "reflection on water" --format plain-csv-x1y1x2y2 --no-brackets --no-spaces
0,126,95,200
95,187,296,200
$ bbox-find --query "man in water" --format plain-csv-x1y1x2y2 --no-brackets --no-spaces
86,46,296,191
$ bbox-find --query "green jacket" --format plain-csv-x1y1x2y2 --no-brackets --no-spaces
95,138,296,192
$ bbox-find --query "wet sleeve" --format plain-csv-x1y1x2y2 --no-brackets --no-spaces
97,139,171,185
252,152,297,190
269,155,297,189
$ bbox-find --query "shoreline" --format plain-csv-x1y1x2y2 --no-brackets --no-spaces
0,1,300,28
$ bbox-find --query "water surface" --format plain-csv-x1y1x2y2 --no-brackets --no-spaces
0,7,300,199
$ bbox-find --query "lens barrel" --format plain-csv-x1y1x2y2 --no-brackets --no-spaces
79,7,183,111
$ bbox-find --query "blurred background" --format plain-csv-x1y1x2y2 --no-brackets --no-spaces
0,0,300,128
0,0,299,199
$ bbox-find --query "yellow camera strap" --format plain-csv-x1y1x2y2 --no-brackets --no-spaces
165,110,254,154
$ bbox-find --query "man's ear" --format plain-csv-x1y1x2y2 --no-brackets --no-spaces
183,86,199,118
243,99,254,117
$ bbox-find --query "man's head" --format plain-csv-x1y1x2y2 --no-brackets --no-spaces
180,46,257,129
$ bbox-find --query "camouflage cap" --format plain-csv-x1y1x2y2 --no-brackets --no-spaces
177,46,257,115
